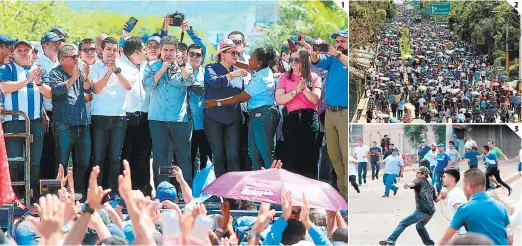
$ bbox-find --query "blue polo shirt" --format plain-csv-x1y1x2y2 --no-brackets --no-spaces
450,192,510,245
313,54,347,107
383,154,404,175
244,67,275,110
418,145,430,160
463,150,481,167
435,153,450,172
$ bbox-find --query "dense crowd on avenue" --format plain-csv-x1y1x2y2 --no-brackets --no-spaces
0,13,348,246
364,9,521,123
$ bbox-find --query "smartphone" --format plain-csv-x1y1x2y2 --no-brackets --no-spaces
124,17,138,33
319,43,329,52
101,194,110,205
159,166,173,175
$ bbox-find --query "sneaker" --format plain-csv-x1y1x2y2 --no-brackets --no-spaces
393,188,398,196
364,179,367,184
382,194,389,198
379,240,395,245
508,188,512,196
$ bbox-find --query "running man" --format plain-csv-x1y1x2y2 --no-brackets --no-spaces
462,146,482,169
441,169,467,236
482,145,512,196
487,141,506,189
418,139,431,171
434,144,451,194
379,166,442,245
348,156,361,193
446,141,462,170
377,148,404,198
369,141,382,180
353,139,370,185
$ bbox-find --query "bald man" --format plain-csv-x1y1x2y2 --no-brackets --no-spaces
95,33,108,60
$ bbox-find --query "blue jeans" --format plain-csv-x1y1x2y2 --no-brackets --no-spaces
54,123,91,191
91,115,127,191
3,118,44,198
204,113,241,178
387,210,435,245
383,173,398,196
247,106,280,170
370,160,380,179
358,162,368,184
149,121,192,185
518,162,521,172
433,171,443,193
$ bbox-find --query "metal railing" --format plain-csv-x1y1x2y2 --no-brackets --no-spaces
1,110,32,208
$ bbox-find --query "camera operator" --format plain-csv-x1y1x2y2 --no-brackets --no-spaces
301,29,348,196
144,36,195,188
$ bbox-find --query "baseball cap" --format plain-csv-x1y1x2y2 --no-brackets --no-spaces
49,27,67,38
392,147,399,152
146,36,161,45
141,34,152,43
156,181,177,202
13,40,33,49
421,139,427,143
41,32,65,45
414,166,430,174
438,143,445,147
389,143,395,146
0,34,17,46
331,29,348,39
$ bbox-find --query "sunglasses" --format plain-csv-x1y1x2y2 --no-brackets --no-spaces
82,48,96,53
289,57,301,64
232,39,244,45
227,50,241,57
189,52,202,58
63,55,79,60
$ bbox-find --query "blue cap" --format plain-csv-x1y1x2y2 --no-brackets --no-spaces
118,36,130,49
331,29,348,39
0,34,17,45
156,181,177,202
146,36,161,45
41,32,65,45
49,27,67,38
438,143,445,147
392,147,399,152
141,34,152,43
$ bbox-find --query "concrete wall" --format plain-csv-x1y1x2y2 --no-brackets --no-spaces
459,125,521,157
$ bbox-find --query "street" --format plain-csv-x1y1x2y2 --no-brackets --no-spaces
349,160,521,245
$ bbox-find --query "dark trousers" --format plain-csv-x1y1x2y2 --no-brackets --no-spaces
40,111,56,179
239,112,252,171
318,133,338,190
358,162,368,184
54,123,90,192
91,115,127,191
4,118,44,199
121,113,152,194
349,175,359,192
191,129,213,173
149,121,192,186
485,166,511,190
203,113,241,178
371,160,380,179
282,109,320,179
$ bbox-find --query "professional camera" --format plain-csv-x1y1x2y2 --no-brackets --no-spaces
170,11,185,27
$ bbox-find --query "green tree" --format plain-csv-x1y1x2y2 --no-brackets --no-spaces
431,125,446,145
403,125,428,147
349,0,395,50
257,0,347,51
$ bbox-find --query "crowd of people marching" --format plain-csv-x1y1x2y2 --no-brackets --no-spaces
0,13,348,245
350,134,521,245
364,9,521,124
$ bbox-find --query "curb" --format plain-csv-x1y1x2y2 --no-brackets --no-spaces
489,172,521,214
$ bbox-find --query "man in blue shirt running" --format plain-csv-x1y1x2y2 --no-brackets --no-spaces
434,144,450,193
462,146,481,169
482,145,512,196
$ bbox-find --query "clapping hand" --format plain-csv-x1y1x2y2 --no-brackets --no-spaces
281,191,293,221
299,193,313,229
26,195,64,244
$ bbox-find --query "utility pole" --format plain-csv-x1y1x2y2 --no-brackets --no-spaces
506,22,509,72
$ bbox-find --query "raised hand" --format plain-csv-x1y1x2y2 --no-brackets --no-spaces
171,166,184,183
86,166,111,210
26,195,64,244
299,193,313,229
118,160,133,200
281,191,293,221
262,160,283,170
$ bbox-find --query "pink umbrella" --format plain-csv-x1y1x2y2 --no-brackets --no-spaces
202,169,347,211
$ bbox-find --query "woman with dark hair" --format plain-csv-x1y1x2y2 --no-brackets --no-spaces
205,47,281,170
275,48,322,179
203,39,249,177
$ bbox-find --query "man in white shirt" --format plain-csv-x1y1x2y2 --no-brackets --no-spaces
463,136,477,150
38,32,64,180
119,37,152,195
89,37,132,193
348,157,360,193
441,168,467,236
353,139,370,185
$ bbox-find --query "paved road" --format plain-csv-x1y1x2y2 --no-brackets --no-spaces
349,160,521,245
